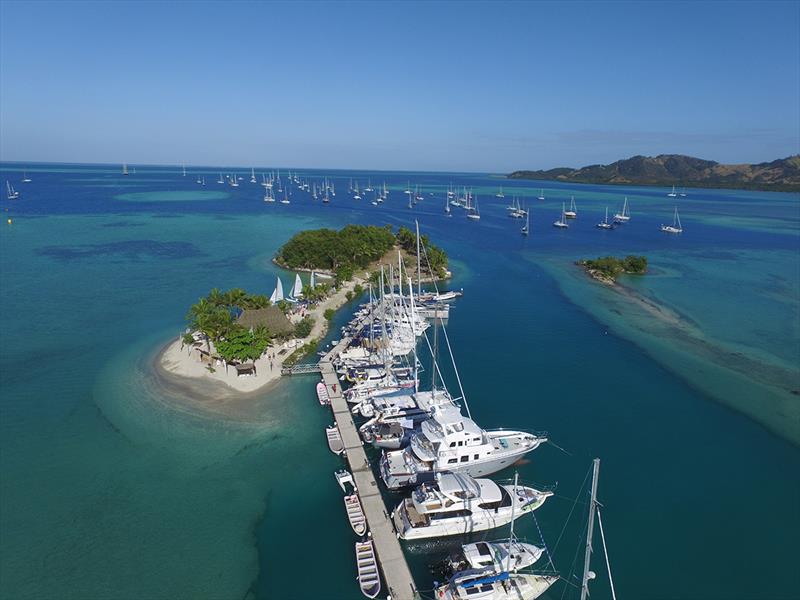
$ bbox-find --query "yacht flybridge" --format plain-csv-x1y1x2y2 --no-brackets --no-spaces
391,472,551,540
380,405,547,489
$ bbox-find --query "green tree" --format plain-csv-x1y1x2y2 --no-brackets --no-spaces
324,308,335,321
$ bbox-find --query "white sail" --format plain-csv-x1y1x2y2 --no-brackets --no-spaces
270,277,285,303
291,274,303,298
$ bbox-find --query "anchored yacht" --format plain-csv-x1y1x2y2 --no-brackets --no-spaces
380,405,547,489
391,472,551,540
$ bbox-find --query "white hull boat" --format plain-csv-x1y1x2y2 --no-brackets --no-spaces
326,425,344,455
355,540,381,599
344,494,367,536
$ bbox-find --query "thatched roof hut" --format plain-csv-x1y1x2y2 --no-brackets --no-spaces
237,306,294,336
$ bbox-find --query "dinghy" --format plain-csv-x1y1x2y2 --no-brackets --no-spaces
355,540,381,599
344,494,367,535
326,425,344,455
316,381,330,406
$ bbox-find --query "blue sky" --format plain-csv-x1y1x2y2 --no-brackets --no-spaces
0,1,797,172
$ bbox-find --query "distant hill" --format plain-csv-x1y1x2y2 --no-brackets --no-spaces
508,154,800,192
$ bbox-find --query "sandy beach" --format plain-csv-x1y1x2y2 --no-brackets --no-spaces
157,273,366,395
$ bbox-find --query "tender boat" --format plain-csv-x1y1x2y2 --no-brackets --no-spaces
326,425,344,455
391,472,551,540
344,494,367,535
380,404,547,489
316,381,330,405
355,540,381,599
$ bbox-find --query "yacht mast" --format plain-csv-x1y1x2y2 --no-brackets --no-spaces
581,458,601,600
505,471,519,573
415,220,422,297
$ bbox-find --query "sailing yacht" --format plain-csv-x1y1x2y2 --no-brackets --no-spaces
364,178,374,192
201,176,205,186
391,472,551,540
564,196,577,218
537,189,545,200
250,168,256,184
445,195,452,216
679,187,687,197
667,185,678,197
353,180,362,200
380,404,546,489
229,174,239,188
660,207,683,233
122,163,129,176
521,209,530,235
22,172,32,183
269,277,285,303
596,207,614,229
467,198,480,220
613,197,630,223
6,181,20,199
217,173,224,184
553,203,569,228
289,274,303,299
280,190,290,204
263,187,276,202
496,186,505,198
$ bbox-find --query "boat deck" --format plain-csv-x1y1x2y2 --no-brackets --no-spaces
321,333,418,600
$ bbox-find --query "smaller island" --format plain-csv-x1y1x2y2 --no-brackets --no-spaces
159,224,450,396
577,255,647,284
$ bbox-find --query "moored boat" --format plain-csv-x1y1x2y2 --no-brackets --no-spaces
355,540,381,599
344,494,367,536
316,381,330,405
326,425,344,455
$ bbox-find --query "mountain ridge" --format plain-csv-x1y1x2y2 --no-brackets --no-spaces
508,154,800,192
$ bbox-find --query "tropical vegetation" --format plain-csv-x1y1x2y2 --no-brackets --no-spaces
579,255,648,281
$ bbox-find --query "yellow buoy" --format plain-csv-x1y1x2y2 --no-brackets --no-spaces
7,218,12,224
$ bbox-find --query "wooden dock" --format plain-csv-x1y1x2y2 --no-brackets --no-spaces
320,335,417,600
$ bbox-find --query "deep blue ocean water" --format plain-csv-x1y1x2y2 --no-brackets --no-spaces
0,163,798,600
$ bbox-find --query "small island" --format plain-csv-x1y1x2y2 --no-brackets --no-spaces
158,224,450,395
577,255,647,285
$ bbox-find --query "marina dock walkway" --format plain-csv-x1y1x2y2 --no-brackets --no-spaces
321,335,417,600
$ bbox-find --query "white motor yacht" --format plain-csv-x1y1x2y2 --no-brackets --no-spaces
380,405,547,489
391,472,551,540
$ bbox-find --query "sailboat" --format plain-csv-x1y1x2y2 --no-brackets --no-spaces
467,198,480,220
564,196,577,219
182,164,186,177
496,186,505,198
6,181,20,199
229,174,239,188
263,187,276,202
290,274,303,299
218,173,224,184
445,195,452,216
579,459,618,600
596,207,614,229
122,163,129,176
537,189,545,200
353,180,362,200
201,176,206,186
667,185,677,197
660,207,683,233
553,203,569,228
405,181,412,195
679,187,687,197
250,168,257,184
521,208,530,235
364,178,373,192
613,197,630,223
280,189,290,204
22,171,31,183
269,277,285,303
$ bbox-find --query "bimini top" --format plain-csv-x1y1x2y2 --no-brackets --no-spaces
423,405,484,439
436,473,501,503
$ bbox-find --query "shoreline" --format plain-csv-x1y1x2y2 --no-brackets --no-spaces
156,272,366,397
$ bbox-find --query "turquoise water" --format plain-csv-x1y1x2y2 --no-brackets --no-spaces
0,164,798,599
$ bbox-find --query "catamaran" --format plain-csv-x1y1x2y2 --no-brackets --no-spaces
391,472,551,539
553,203,569,228
660,207,683,233
289,274,303,299
564,196,577,218
597,207,614,229
613,197,630,223
6,181,19,199
269,277,285,303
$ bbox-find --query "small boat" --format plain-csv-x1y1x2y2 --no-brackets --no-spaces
660,206,683,233
335,469,356,493
613,197,630,223
344,494,367,535
521,209,529,235
564,196,577,218
553,203,569,228
679,187,687,197
667,185,678,197
6,181,20,199
355,540,381,599
316,381,330,405
326,425,344,455
596,206,614,229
